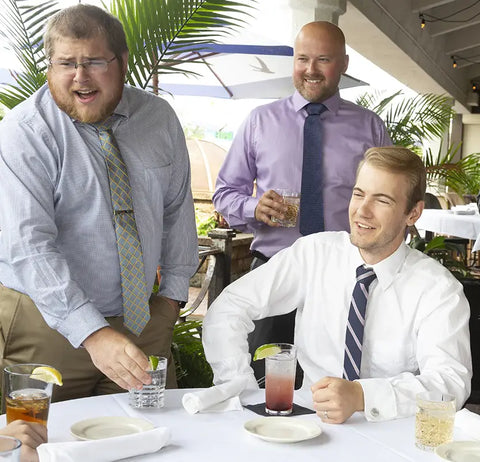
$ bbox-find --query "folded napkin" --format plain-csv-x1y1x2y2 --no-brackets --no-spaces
452,204,478,214
455,408,480,441
182,377,253,414
37,426,170,462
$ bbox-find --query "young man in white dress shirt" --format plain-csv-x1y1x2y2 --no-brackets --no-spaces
203,146,472,423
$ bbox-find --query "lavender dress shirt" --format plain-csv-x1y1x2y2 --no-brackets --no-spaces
213,91,392,258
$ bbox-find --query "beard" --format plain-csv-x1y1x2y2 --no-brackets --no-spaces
47,72,125,123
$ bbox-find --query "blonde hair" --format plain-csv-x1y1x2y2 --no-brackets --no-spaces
358,146,426,212
44,4,128,62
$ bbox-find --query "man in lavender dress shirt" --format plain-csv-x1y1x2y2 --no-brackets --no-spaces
213,21,391,381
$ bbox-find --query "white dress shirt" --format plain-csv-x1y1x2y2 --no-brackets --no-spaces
202,231,472,421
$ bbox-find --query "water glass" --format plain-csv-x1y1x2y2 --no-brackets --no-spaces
415,391,456,451
3,364,53,427
129,356,167,408
0,436,21,461
271,190,300,227
265,343,297,415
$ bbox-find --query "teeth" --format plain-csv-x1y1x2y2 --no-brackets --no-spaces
306,79,321,83
358,223,373,229
77,90,94,95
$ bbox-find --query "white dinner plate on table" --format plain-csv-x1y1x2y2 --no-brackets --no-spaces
70,416,154,440
435,441,480,461
244,417,322,443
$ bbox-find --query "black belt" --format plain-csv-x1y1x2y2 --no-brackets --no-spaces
251,250,270,263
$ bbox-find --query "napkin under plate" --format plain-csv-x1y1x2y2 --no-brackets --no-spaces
455,408,480,441
37,426,170,462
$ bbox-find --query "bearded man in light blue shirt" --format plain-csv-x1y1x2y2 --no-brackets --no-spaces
0,4,198,401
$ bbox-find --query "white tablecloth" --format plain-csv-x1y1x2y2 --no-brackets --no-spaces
1,389,469,461
416,209,480,251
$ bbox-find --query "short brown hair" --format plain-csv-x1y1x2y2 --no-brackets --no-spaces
357,146,426,212
44,4,128,61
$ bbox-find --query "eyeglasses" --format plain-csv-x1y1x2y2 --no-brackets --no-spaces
49,56,117,75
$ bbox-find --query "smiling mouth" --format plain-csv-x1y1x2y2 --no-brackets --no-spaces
74,89,98,100
305,78,323,83
357,222,375,230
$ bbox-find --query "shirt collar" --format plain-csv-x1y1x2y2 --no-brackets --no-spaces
292,90,341,115
369,242,408,290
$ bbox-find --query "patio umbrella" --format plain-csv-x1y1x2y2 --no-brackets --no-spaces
157,43,367,100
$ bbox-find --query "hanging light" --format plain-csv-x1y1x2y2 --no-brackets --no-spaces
451,56,457,68
420,14,426,29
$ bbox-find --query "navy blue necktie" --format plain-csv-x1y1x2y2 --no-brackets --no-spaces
299,103,327,235
343,265,377,381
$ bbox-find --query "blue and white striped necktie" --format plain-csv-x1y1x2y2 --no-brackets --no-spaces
343,265,377,380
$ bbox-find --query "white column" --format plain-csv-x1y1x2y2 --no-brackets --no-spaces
288,0,347,40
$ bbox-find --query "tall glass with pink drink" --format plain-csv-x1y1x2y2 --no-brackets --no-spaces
265,343,297,415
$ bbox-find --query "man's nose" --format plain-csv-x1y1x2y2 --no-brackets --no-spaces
73,64,90,81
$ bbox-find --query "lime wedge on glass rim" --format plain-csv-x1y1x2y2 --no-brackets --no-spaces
148,355,159,371
253,344,281,361
30,366,63,386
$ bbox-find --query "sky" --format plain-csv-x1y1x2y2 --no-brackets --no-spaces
0,0,412,146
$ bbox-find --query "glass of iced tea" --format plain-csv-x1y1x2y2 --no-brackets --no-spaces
3,364,53,427
415,391,456,451
265,343,297,415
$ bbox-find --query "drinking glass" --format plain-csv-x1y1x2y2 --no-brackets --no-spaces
415,391,456,451
265,343,297,415
3,364,53,427
0,436,21,461
271,190,300,227
129,356,167,408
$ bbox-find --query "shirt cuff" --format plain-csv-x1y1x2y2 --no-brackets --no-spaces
56,302,109,348
159,273,190,302
243,197,260,222
356,378,397,421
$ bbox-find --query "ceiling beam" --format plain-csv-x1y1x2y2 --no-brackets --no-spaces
444,24,480,54
422,1,480,36
411,0,456,14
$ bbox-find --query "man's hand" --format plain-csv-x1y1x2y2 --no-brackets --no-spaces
311,377,364,424
0,420,47,462
254,189,288,226
83,327,151,390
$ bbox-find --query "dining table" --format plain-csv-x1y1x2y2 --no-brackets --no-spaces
415,208,480,252
1,388,472,462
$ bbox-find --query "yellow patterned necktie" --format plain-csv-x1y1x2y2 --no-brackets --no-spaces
94,116,150,336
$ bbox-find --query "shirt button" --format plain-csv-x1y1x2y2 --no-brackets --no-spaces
370,408,380,418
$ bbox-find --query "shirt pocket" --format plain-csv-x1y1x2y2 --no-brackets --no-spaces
367,339,417,377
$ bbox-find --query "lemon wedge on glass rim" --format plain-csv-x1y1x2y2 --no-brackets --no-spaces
30,366,63,386
253,344,281,361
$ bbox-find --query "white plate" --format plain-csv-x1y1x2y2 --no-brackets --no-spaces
244,417,322,443
435,441,480,461
70,416,154,440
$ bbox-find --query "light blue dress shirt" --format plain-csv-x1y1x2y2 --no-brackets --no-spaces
213,91,392,258
0,84,198,347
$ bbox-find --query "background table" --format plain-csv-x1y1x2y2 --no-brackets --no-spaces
1,389,467,461
416,209,480,251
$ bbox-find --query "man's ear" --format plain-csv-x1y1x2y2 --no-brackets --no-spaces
406,200,425,227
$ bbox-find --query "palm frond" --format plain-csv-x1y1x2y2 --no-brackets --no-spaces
0,0,59,109
356,90,455,149
107,0,257,90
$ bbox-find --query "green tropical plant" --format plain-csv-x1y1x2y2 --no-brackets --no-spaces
0,0,59,108
409,235,471,279
108,0,255,91
356,90,455,153
0,0,256,107
357,90,480,196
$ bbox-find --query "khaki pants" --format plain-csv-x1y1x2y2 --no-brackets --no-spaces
0,285,178,403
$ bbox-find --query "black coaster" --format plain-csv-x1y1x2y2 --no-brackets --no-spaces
244,402,315,416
